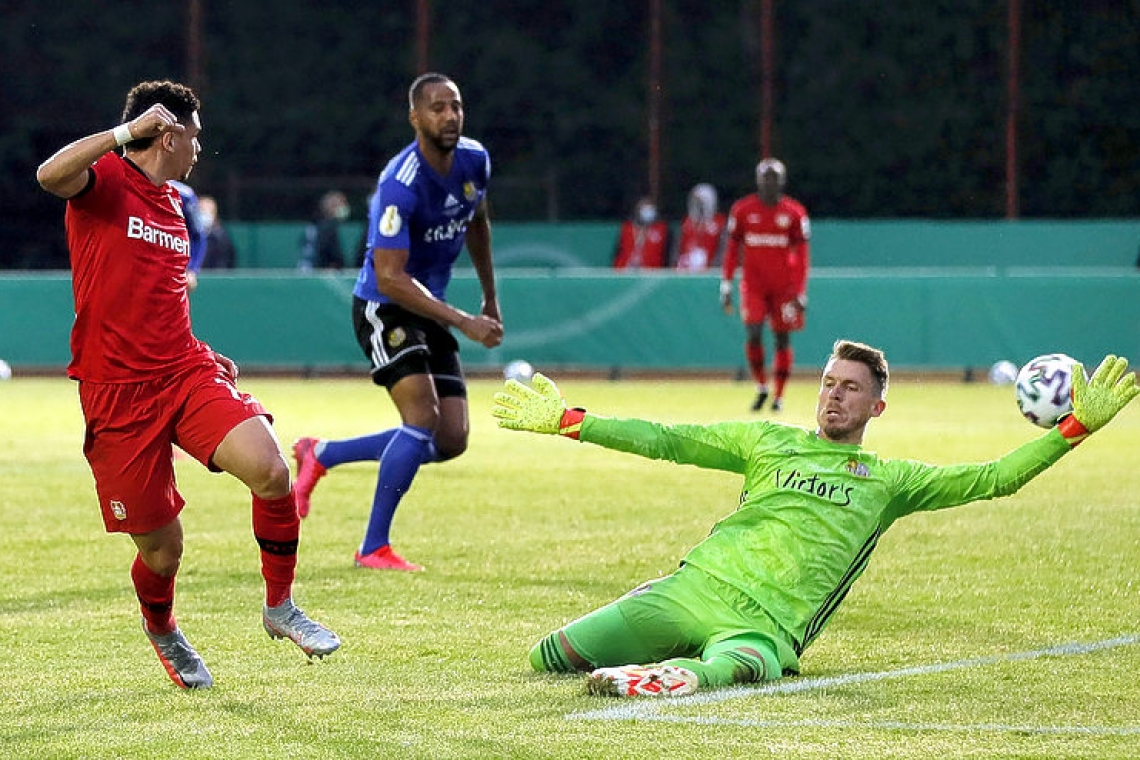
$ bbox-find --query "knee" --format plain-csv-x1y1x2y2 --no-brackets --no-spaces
434,435,467,462
250,451,292,499
403,402,442,432
140,545,182,578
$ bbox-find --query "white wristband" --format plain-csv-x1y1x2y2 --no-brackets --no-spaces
112,124,134,147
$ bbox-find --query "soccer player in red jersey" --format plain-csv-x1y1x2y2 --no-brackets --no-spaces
674,183,726,272
720,158,811,412
36,80,339,689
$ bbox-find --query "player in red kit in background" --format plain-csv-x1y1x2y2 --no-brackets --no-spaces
720,158,811,412
35,80,339,690
613,196,670,269
674,183,726,272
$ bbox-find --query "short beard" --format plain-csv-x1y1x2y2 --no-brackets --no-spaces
425,131,458,154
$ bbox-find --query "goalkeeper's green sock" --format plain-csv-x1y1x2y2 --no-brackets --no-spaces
530,632,579,673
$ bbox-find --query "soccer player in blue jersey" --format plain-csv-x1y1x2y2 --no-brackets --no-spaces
293,73,503,571
492,340,1138,697
169,179,206,289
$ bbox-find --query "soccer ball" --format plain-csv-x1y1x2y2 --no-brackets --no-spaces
0,359,10,381
503,359,535,383
988,360,1018,385
1014,353,1076,428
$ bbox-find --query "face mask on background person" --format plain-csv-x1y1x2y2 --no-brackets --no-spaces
636,203,657,226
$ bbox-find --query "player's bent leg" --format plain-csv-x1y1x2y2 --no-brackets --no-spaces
212,416,292,499
432,395,470,461
533,576,701,676
669,634,782,689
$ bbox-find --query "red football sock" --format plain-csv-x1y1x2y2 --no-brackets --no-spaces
774,347,794,399
746,342,767,385
131,553,176,635
252,492,299,607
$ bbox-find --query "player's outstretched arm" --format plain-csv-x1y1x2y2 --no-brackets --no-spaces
491,373,585,438
1057,354,1139,446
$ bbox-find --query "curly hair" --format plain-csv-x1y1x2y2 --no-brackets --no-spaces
119,80,200,150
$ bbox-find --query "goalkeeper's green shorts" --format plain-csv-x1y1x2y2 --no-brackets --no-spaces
530,563,800,680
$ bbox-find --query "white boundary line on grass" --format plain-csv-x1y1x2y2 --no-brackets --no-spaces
568,633,1140,736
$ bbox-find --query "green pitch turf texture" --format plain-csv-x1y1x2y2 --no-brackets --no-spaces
1,374,1138,759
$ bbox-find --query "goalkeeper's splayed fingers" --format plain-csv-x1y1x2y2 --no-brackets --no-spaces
491,372,586,439
1057,354,1140,446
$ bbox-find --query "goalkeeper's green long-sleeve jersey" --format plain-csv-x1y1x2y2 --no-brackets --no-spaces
578,415,1071,655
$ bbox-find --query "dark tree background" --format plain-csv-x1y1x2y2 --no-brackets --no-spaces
2,0,1138,268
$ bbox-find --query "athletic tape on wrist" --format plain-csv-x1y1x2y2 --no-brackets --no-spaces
112,124,134,147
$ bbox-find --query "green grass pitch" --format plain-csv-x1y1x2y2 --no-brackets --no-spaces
1,374,1138,759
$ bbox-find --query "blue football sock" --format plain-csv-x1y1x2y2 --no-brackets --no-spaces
317,430,397,469
360,424,433,555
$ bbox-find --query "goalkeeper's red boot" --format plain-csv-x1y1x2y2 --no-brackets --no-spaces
585,665,698,697
291,437,325,518
354,545,424,572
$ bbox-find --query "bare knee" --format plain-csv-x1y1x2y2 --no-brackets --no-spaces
247,451,291,499
435,436,467,462
133,523,184,577
141,548,181,578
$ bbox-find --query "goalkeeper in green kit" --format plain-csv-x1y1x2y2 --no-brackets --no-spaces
491,340,1138,698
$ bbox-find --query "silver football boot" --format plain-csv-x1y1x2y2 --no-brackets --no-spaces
262,598,341,658
142,619,214,689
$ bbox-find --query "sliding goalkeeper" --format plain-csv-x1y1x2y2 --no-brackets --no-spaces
491,339,1137,698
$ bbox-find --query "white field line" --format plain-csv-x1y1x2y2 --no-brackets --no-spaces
568,634,1140,735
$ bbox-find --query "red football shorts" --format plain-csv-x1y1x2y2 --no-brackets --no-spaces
740,288,805,332
78,362,270,534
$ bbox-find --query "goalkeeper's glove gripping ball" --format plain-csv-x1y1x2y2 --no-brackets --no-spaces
491,372,585,438
1057,354,1139,446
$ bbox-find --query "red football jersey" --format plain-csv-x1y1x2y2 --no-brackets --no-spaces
722,194,811,295
65,153,212,382
675,213,726,272
613,220,670,269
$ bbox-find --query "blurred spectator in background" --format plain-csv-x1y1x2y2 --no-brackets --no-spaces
169,180,205,289
673,183,726,272
299,190,350,271
721,158,811,413
198,195,237,269
354,191,375,269
612,196,670,270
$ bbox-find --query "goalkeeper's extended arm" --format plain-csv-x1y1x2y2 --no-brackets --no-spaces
491,373,586,439
1056,354,1139,447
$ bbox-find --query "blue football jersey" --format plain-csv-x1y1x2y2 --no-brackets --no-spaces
168,180,206,273
354,137,491,303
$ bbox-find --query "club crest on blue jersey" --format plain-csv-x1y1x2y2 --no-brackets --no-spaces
379,205,402,237
463,182,477,201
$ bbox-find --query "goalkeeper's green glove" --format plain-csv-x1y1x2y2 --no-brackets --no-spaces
1057,354,1139,446
491,372,586,438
